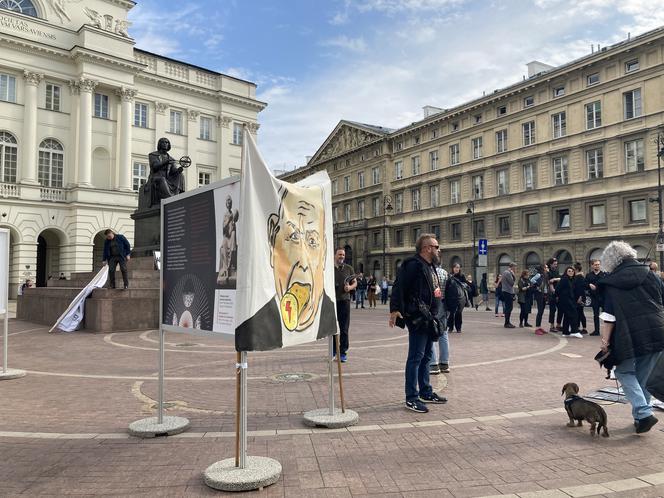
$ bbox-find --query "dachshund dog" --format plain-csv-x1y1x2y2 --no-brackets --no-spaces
561,383,609,437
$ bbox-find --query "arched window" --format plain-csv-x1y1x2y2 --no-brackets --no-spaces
588,248,603,265
0,0,39,17
38,139,64,188
555,249,573,266
524,251,541,270
0,131,18,183
498,253,512,275
633,245,649,262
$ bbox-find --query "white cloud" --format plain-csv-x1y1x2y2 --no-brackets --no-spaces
320,35,368,52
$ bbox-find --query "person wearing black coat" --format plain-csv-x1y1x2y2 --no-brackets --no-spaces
555,266,581,337
573,262,588,334
599,241,664,433
445,263,467,333
585,259,606,336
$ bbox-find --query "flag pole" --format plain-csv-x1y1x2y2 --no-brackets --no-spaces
240,351,248,468
235,351,241,467
328,335,335,415
335,334,346,413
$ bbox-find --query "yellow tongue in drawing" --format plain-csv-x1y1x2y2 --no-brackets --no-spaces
279,283,311,331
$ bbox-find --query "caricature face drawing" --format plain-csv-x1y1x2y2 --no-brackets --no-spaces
268,186,327,331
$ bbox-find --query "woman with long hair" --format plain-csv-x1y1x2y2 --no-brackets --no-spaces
517,270,533,327
532,264,548,335
445,263,467,333
556,266,582,338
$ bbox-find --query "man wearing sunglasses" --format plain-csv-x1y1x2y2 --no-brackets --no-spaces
389,233,448,413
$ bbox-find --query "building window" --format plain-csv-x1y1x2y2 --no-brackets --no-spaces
473,219,485,238
430,184,439,208
395,192,403,213
344,203,350,222
0,131,18,183
587,73,599,86
411,188,420,211
343,175,350,192
625,139,644,173
629,199,647,222
411,155,420,175
412,226,421,244
395,141,403,152
358,200,365,219
0,74,16,103
429,150,439,170
496,129,507,153
523,163,536,191
451,121,459,132
45,84,60,111
525,212,539,233
395,229,404,246
198,171,211,186
357,171,365,189
132,162,147,191
372,197,380,217
169,110,182,134
430,224,440,240
523,95,534,108
553,86,565,97
496,169,509,196
625,59,639,73
38,138,64,188
522,121,535,146
555,208,570,230
395,160,403,179
450,179,460,204
134,102,148,128
232,123,243,145
586,148,603,180
624,89,642,120
372,166,380,185
498,215,511,236
590,204,606,226
472,174,484,200
431,129,438,139
372,231,380,247
451,222,461,241
200,116,212,140
585,101,602,129
553,156,568,185
331,179,338,195
449,144,459,165
552,112,566,138
474,114,482,124
333,206,339,222
94,93,109,118
472,137,483,159
414,135,420,144
496,105,507,116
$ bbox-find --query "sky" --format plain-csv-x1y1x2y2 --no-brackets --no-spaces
128,0,664,172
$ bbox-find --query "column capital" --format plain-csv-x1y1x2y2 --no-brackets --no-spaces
77,78,99,93
23,71,43,86
217,115,232,128
187,109,199,122
116,87,137,102
68,80,80,95
155,101,169,114
247,122,260,134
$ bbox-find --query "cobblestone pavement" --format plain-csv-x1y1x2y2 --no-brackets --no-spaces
1,305,663,497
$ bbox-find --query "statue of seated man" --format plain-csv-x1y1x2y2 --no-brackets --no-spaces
144,137,186,208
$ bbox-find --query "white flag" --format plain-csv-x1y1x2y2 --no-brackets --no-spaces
50,266,108,333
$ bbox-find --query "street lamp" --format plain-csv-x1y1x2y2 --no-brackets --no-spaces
383,195,393,280
466,200,476,281
657,132,664,269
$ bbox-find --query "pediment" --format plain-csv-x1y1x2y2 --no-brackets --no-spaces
310,121,389,165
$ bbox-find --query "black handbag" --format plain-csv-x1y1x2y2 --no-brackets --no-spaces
646,352,664,402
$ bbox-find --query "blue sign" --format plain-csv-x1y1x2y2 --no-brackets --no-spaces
478,239,488,255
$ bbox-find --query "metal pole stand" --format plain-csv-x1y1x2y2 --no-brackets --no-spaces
302,334,359,429
128,327,190,437
0,311,26,381
204,352,282,492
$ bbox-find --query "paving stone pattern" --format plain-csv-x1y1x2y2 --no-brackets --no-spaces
1,306,663,497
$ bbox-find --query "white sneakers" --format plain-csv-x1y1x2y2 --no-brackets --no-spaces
570,332,583,338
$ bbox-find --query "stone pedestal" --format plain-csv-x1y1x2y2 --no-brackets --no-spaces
204,457,282,492
130,207,161,257
303,408,359,428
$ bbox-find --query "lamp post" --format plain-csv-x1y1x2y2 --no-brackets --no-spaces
657,132,664,269
382,195,393,280
466,200,476,281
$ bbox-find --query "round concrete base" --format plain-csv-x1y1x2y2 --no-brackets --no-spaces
128,416,190,438
302,408,359,428
204,456,282,492
0,368,26,381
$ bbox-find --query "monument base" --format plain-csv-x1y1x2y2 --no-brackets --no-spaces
130,207,161,256
128,416,190,438
302,408,359,428
0,368,26,381
204,456,282,492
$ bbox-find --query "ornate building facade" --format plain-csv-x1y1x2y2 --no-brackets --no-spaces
283,27,664,282
0,0,266,296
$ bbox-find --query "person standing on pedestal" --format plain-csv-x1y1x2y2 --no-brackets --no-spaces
334,248,356,362
103,229,131,290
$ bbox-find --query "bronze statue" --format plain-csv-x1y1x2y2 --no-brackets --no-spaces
143,137,190,208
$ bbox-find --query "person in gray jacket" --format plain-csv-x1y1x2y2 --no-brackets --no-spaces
501,262,517,328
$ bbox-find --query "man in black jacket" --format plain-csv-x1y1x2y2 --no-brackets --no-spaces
600,241,664,434
585,259,605,336
389,233,448,413
102,229,131,289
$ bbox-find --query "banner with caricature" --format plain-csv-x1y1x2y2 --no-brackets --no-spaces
234,130,337,351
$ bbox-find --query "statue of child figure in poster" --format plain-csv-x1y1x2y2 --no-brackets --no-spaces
217,195,239,288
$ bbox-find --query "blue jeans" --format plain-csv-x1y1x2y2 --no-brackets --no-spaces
431,301,449,366
356,289,366,308
494,295,503,314
614,352,662,421
405,324,433,402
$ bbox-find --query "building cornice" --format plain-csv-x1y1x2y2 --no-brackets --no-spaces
70,46,145,74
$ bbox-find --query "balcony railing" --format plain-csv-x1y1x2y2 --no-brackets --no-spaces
0,182,20,198
40,187,67,202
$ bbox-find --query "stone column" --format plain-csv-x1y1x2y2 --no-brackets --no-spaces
77,78,98,187
116,87,137,191
154,101,168,140
186,110,199,188
217,115,231,177
21,71,43,185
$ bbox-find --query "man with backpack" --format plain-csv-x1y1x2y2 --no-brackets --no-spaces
389,233,448,413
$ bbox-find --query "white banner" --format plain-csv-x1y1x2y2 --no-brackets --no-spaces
49,266,108,332
0,228,8,315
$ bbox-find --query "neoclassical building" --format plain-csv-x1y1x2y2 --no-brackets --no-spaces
283,26,664,282
0,0,266,296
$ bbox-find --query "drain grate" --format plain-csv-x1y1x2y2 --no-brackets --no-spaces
271,372,316,383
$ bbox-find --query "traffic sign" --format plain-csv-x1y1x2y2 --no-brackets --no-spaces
478,254,488,267
657,243,664,252
478,239,488,255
